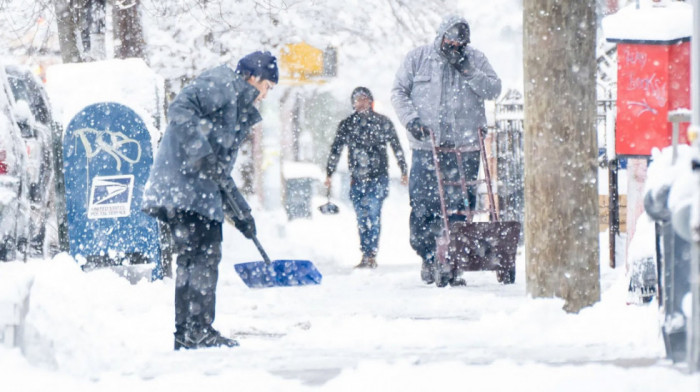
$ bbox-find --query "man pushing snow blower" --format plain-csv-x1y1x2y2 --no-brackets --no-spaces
392,15,503,286
142,51,279,350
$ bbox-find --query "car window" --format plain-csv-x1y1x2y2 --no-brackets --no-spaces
7,74,51,125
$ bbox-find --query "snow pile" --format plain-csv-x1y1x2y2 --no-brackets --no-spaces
44,58,165,149
0,264,33,306
602,0,693,42
1,187,698,390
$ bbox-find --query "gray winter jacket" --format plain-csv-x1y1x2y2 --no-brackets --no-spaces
142,65,261,223
391,15,501,150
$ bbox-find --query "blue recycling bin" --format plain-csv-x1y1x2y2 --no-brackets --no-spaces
63,102,162,279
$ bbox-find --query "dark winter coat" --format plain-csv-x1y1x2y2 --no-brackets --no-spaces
326,110,408,183
391,15,502,150
142,65,261,222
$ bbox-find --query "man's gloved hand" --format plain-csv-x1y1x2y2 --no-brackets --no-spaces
233,211,256,239
453,54,471,75
221,184,256,239
407,118,431,141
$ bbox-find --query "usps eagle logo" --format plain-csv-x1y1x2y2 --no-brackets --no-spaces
87,175,135,219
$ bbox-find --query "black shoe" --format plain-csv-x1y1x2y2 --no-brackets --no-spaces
175,328,239,350
449,277,467,287
421,256,435,284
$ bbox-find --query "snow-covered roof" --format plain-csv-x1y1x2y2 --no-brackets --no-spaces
602,0,693,43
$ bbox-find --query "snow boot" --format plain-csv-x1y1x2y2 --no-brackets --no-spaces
174,333,188,350
449,275,467,287
354,256,370,269
366,252,378,269
367,256,377,269
433,260,454,287
176,327,239,350
355,253,377,269
421,255,435,284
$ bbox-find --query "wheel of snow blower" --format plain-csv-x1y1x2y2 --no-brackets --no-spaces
497,266,516,285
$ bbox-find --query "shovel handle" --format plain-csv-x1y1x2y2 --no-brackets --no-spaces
223,189,272,265
251,235,272,265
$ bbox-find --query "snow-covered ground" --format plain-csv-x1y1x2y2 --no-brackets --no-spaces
1,182,699,391
0,0,697,389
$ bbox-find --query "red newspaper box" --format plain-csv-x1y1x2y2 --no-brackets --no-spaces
603,2,693,156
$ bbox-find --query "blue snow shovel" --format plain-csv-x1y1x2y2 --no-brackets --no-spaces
224,191,322,288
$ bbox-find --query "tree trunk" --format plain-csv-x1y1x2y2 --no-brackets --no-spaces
523,0,600,313
54,0,85,63
113,0,146,59
87,0,107,60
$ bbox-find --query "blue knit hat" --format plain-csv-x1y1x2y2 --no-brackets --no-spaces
236,51,279,83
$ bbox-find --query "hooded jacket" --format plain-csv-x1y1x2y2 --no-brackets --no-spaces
142,65,261,222
391,15,502,150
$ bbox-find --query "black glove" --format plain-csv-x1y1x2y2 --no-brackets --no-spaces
233,211,256,239
442,43,470,74
221,187,256,239
407,118,431,141
453,51,470,74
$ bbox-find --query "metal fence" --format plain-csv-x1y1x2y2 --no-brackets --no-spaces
493,89,525,229
491,89,618,237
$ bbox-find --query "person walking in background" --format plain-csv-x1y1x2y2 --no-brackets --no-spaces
142,51,278,350
325,87,408,269
391,15,501,285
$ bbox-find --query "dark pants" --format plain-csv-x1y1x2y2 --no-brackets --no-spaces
409,149,480,260
167,211,222,335
350,176,389,257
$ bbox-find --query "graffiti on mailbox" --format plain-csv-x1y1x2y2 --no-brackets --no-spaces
621,46,648,68
626,100,658,116
74,127,142,170
621,46,668,118
625,72,667,116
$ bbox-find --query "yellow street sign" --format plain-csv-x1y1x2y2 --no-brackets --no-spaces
279,42,337,84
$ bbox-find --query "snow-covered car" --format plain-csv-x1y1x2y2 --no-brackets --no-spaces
3,64,58,257
0,66,31,261
5,65,58,254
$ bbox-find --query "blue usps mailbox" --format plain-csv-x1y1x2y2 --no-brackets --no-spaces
63,102,162,279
